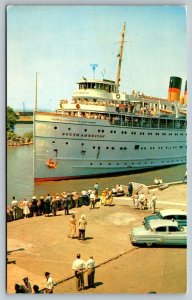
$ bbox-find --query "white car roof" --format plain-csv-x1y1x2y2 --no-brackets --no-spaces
149,219,179,230
160,209,187,217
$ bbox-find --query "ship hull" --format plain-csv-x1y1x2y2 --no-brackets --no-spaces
33,112,187,182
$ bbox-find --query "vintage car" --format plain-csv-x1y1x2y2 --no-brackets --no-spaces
144,209,187,227
130,219,187,247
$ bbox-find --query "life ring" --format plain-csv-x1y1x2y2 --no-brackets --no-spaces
46,159,57,169
116,93,120,99
76,103,80,110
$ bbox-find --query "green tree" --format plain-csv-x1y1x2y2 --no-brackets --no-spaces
7,106,18,131
23,131,33,142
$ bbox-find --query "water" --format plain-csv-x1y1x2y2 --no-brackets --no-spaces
14,123,33,136
7,125,186,204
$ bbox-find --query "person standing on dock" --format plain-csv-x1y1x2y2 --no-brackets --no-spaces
22,198,30,218
93,183,99,198
44,194,52,217
78,215,87,240
151,193,157,214
11,196,18,220
72,254,86,291
31,196,38,217
68,213,77,238
86,256,96,289
51,196,58,216
138,192,145,209
22,277,32,293
128,182,133,197
63,195,70,215
90,191,96,209
44,272,54,293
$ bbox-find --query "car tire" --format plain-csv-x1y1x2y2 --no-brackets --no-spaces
146,242,153,247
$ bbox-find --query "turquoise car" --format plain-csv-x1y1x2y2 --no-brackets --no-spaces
144,209,187,227
130,219,187,247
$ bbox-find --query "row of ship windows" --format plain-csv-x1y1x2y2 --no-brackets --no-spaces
53,126,185,136
89,159,186,166
52,141,185,150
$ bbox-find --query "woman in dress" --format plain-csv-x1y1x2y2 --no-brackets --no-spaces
22,198,30,218
68,214,76,238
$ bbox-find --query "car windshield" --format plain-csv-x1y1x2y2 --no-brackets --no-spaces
144,223,150,230
156,212,162,218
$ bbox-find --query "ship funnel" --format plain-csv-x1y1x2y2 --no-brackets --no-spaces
168,76,182,101
184,80,187,104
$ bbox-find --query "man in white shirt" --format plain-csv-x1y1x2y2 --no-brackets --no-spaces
44,272,54,293
90,191,96,209
86,256,95,288
151,193,157,213
11,196,18,220
72,254,86,291
139,192,145,209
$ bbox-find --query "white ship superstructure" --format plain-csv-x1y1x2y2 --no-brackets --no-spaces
33,23,187,182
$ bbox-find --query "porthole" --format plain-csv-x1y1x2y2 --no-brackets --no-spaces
98,130,101,133
66,142,68,145
68,128,71,130
52,141,55,144
93,146,96,149
84,129,87,132
54,126,57,130
102,130,104,133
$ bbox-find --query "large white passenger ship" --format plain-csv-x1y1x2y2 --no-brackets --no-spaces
33,23,187,182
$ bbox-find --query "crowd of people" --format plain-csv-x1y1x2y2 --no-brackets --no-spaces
132,192,157,213
7,181,158,222
7,183,115,222
15,254,96,293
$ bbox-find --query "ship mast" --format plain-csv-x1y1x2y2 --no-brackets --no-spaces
116,22,126,94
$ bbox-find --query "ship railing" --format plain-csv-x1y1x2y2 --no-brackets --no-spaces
108,114,186,130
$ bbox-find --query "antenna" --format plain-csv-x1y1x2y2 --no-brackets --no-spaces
90,64,98,79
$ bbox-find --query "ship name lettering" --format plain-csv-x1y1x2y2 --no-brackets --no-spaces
61,132,105,138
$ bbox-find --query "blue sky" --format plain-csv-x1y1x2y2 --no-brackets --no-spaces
7,5,187,110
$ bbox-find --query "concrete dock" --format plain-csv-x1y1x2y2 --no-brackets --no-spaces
7,182,187,294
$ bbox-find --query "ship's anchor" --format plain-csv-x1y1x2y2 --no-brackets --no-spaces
46,149,58,168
